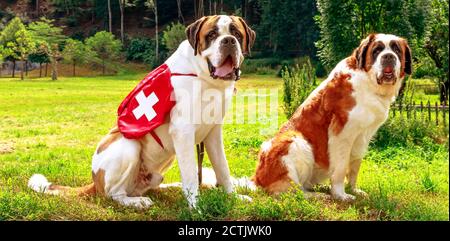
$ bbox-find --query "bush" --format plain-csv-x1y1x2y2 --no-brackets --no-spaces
125,37,153,62
162,22,186,54
281,58,317,118
413,56,440,79
371,117,447,149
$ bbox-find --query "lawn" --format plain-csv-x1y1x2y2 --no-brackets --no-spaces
0,73,448,220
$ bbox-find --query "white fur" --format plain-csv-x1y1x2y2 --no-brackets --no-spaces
201,16,244,70
275,34,405,201
40,17,244,209
28,174,53,194
29,16,248,209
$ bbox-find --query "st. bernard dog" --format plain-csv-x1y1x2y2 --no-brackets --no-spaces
254,34,412,201
28,15,256,209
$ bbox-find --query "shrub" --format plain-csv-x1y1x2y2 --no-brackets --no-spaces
125,37,153,62
371,117,446,149
281,58,317,118
162,22,186,54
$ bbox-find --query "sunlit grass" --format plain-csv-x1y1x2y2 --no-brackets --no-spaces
0,73,448,220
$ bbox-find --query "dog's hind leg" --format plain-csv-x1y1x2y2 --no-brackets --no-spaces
93,137,153,209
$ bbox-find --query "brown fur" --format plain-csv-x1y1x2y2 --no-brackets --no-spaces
92,169,106,195
399,39,412,77
186,15,221,55
281,72,355,169
230,16,256,55
254,131,298,188
254,72,356,193
97,127,121,154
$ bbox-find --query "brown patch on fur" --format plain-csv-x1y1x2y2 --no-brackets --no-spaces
97,126,122,154
186,15,220,55
47,182,96,197
230,16,256,55
265,177,293,195
399,38,412,77
346,56,358,70
349,33,377,71
254,131,298,189
92,169,106,195
280,72,356,168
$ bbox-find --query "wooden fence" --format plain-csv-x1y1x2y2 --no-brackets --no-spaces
391,101,449,127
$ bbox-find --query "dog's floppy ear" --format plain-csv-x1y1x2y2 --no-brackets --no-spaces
354,34,375,70
403,39,412,75
186,16,209,56
238,17,256,56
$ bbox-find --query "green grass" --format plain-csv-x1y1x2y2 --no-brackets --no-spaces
0,73,448,220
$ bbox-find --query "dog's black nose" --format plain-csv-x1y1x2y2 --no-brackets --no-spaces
221,36,236,47
382,53,396,62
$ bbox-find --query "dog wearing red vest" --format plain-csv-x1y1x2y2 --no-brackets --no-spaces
28,15,255,209
254,34,412,201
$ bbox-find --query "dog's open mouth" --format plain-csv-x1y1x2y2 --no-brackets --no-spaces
377,65,396,85
208,56,240,81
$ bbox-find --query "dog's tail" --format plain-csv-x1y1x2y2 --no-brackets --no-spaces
28,174,96,197
201,167,257,191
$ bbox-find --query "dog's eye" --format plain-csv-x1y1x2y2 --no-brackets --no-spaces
392,45,401,54
207,30,218,40
373,47,383,55
233,32,242,40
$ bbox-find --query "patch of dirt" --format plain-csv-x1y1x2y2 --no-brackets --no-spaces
0,142,14,154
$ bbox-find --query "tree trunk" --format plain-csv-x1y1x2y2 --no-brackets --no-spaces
154,1,159,61
102,59,105,75
51,58,58,81
12,60,16,78
198,0,204,17
21,59,25,80
194,0,197,19
209,0,212,15
108,0,112,32
440,78,449,104
45,62,48,77
39,62,42,77
119,0,124,43
25,60,28,76
36,0,39,17
73,61,76,76
176,0,184,23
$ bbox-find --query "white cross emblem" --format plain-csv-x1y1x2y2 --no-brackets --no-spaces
132,90,159,121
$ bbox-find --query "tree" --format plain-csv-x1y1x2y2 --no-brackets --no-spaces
28,41,50,78
62,39,94,76
85,31,122,75
315,0,428,70
0,17,27,78
144,0,159,61
162,22,186,54
257,0,319,58
424,0,449,103
28,18,66,80
8,28,36,80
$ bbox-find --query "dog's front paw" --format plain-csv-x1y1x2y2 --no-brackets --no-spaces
332,193,356,203
120,196,154,209
236,194,252,202
350,188,368,198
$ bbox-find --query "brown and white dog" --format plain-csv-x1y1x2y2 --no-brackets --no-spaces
254,34,412,201
28,15,255,209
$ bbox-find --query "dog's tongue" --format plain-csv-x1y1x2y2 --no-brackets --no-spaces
384,66,393,73
214,57,234,77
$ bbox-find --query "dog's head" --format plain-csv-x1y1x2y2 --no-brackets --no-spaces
352,33,412,86
186,15,256,81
